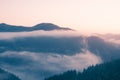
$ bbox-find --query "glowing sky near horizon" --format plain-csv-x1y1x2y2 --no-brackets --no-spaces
1,0,120,34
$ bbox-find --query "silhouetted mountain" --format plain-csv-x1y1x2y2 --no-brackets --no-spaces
0,68,21,80
32,23,73,31
45,59,120,80
0,23,29,32
0,23,73,32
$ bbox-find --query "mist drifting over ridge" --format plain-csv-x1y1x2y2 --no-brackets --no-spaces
1,0,120,79
0,23,120,80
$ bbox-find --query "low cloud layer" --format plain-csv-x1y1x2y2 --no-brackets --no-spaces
0,51,102,80
0,30,120,80
95,34,120,45
0,30,84,40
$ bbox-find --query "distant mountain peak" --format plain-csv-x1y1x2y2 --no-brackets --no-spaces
33,23,73,31
34,23,60,27
0,23,8,26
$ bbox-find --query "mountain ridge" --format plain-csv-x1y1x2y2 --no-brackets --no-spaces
0,23,73,32
0,67,21,80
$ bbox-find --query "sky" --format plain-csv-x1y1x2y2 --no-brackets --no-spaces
0,0,120,34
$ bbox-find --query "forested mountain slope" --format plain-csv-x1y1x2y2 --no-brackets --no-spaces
45,59,120,80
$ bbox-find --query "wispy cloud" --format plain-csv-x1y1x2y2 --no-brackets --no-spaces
0,51,102,80
0,30,84,40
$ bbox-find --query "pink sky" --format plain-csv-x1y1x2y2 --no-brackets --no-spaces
1,0,120,34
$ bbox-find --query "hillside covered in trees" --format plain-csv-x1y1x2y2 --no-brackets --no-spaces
45,59,120,80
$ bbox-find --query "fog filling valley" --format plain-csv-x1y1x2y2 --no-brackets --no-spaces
0,30,120,80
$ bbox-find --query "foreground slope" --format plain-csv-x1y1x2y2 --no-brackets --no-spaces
45,59,120,80
0,68,21,80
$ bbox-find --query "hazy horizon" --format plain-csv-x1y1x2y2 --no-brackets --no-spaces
1,0,120,34
1,22,120,35
1,1,120,80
